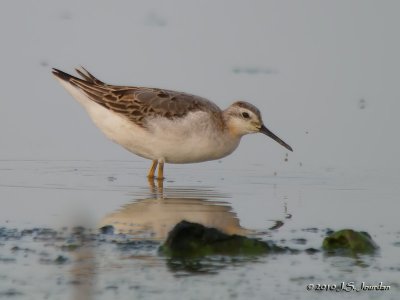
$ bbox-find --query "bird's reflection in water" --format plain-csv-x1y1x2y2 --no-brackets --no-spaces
69,184,291,285
100,184,251,240
99,184,258,276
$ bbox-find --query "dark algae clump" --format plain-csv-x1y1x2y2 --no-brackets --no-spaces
159,220,286,257
322,229,378,255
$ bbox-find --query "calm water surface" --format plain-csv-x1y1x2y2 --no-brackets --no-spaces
1,1,400,299
0,160,399,299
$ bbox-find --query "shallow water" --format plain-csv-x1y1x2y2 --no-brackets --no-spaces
1,2,400,298
1,160,399,299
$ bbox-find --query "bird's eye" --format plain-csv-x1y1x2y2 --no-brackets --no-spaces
241,112,250,119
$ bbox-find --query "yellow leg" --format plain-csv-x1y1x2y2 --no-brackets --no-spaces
147,160,158,178
157,177,164,191
147,176,156,190
147,175,163,192
157,160,164,180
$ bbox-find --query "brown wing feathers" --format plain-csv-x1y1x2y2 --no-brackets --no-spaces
52,67,221,127
74,67,106,85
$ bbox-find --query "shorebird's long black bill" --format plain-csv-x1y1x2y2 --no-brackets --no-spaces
260,125,293,152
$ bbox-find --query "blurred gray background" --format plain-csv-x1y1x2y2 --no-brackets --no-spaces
1,1,399,173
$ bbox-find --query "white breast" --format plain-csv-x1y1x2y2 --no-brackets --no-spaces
144,111,241,163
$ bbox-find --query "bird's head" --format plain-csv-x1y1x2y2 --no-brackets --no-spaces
224,101,293,152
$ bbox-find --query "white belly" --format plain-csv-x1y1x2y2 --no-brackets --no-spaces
59,80,241,163
91,106,240,163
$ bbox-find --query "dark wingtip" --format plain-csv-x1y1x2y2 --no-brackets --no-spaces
51,68,59,75
51,68,71,81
